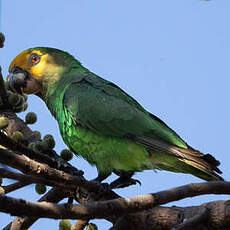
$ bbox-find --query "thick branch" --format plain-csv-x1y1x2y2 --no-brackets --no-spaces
110,204,225,230
171,207,210,230
1,197,230,230
1,181,230,220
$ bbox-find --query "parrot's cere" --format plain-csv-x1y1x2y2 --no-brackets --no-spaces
8,47,223,187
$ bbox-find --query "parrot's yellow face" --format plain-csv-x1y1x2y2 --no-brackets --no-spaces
8,48,63,95
9,50,49,79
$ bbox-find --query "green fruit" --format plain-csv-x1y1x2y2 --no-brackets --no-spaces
12,96,25,112
28,142,43,152
33,131,41,139
59,220,72,230
25,112,37,124
33,141,45,152
87,223,98,230
0,117,9,129
8,93,20,106
35,184,46,195
0,186,5,195
43,134,55,150
11,131,24,142
60,149,73,161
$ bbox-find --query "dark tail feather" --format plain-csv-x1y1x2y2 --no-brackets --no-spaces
166,145,223,181
201,153,222,173
134,136,223,181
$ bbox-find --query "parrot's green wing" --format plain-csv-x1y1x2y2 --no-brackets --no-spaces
63,74,187,148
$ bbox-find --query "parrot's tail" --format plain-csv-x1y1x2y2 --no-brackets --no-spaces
135,136,223,181
170,146,223,181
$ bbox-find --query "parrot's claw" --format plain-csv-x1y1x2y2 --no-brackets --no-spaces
89,179,112,198
110,177,141,189
91,180,111,192
73,182,111,202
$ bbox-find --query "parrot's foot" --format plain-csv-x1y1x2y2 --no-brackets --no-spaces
90,173,111,193
110,177,141,189
91,179,111,193
89,176,112,200
73,182,110,202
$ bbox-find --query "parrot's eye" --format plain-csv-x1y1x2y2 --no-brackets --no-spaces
29,53,41,65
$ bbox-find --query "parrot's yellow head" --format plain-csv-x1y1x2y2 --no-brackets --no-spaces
8,47,78,95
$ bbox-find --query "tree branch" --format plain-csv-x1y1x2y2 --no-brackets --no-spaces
0,132,83,177
1,197,230,230
0,168,76,191
3,181,31,194
0,147,118,198
1,181,230,220
3,188,68,230
171,207,210,230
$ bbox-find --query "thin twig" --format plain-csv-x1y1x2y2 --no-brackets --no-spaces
3,181,31,194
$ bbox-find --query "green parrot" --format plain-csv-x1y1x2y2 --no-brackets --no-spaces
8,47,223,187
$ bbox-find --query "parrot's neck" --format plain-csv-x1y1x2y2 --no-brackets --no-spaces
38,65,87,121
38,67,67,101
37,70,71,118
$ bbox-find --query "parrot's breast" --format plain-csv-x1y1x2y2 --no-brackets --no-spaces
59,108,151,175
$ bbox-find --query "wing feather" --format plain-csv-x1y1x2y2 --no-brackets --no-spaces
63,75,187,148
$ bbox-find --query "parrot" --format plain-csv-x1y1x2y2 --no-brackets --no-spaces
8,47,223,188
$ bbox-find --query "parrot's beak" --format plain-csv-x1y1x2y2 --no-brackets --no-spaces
8,67,42,95
8,67,28,95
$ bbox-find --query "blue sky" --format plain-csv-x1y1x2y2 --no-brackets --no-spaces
1,0,230,229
